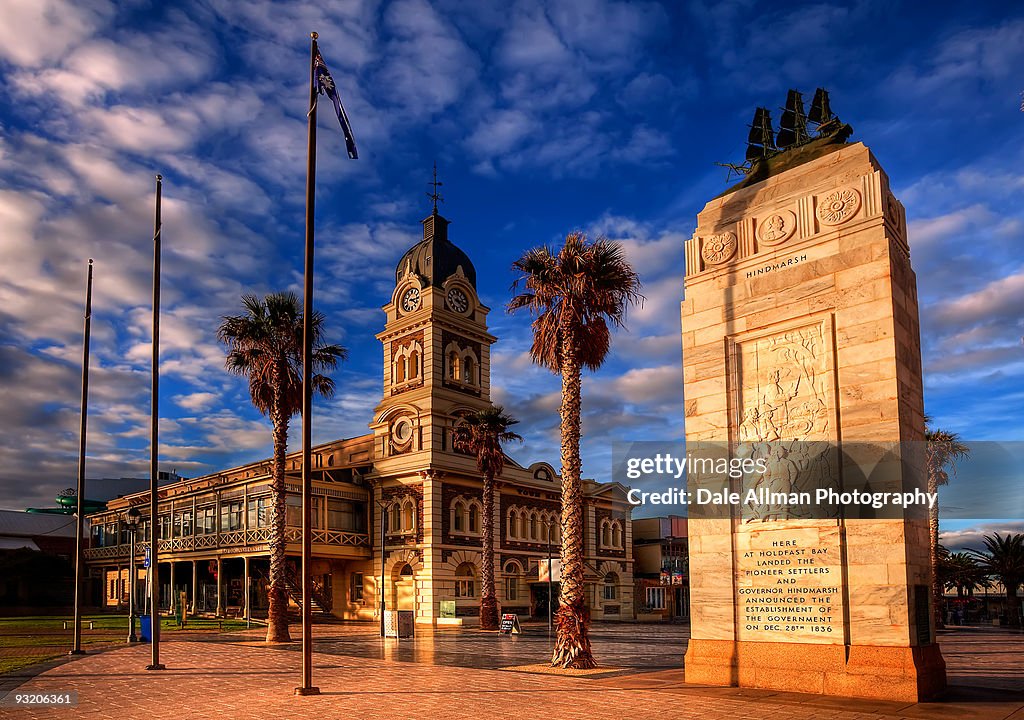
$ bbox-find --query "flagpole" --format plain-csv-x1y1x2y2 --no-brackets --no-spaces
147,174,166,671
295,30,320,697
70,259,93,656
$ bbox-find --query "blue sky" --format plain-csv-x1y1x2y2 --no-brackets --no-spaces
1,1,1022,546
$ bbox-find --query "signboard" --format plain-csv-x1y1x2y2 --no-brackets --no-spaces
439,600,456,619
538,558,562,583
499,613,521,634
143,547,151,569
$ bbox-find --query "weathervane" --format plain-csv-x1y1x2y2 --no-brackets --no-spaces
426,162,444,213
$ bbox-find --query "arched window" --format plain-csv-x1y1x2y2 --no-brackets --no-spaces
403,500,415,531
454,501,466,532
409,350,419,379
601,521,611,548
611,521,622,548
395,355,406,383
463,355,474,384
503,560,521,602
454,562,476,598
507,508,518,539
602,572,618,600
468,504,479,533
448,351,460,379
390,504,401,533
530,513,539,540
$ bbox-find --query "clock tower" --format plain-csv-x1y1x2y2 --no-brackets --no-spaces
371,207,496,472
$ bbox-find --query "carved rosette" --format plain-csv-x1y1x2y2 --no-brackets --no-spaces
816,188,861,226
701,231,737,265
756,209,797,247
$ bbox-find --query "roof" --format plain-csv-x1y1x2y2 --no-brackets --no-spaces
0,510,80,538
0,537,41,551
396,211,477,289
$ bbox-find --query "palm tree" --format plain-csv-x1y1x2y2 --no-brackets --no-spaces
970,533,1024,627
451,405,523,630
218,292,346,642
925,421,969,628
508,232,642,669
938,547,990,599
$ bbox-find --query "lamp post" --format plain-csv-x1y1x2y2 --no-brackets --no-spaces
125,507,140,642
543,518,555,639
375,499,392,638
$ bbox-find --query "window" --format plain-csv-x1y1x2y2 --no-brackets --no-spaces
530,513,539,540
646,586,666,610
286,495,301,527
453,501,465,532
505,576,518,601
448,351,460,379
463,356,474,383
602,573,618,601
612,522,622,548
328,499,356,532
403,501,415,531
177,510,193,537
350,572,364,602
220,501,242,532
395,355,406,383
468,504,479,533
311,496,323,530
389,504,401,532
409,350,419,379
454,562,476,598
247,497,269,529
197,506,216,535
157,514,171,540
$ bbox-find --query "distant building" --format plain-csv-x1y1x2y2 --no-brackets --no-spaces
0,510,81,610
85,206,635,624
632,515,689,622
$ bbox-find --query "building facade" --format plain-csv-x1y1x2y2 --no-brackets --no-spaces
632,515,689,622
85,207,635,624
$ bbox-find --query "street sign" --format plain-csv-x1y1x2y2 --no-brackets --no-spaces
538,558,562,582
499,613,521,634
143,547,151,569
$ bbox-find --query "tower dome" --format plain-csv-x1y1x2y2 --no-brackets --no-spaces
396,211,477,289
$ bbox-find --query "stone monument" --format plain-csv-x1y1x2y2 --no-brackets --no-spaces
680,119,946,700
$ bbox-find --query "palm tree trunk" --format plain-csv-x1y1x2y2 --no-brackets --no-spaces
480,472,499,630
551,330,595,669
266,375,292,643
929,488,943,630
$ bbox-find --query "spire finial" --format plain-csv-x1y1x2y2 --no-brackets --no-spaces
426,161,444,214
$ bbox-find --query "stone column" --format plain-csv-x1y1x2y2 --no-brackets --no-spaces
168,562,176,613
191,560,197,613
243,556,250,620
215,557,224,617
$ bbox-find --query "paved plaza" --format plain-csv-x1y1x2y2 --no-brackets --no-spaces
1,622,1021,719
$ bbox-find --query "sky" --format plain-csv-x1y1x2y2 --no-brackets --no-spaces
0,0,1022,545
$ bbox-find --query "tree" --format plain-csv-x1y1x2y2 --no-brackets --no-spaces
970,533,1024,627
937,547,990,598
925,421,970,628
451,405,523,630
218,292,346,642
509,232,642,668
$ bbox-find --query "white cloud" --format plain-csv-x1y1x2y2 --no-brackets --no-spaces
0,0,114,68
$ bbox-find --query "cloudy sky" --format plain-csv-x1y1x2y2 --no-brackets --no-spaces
1,0,1021,542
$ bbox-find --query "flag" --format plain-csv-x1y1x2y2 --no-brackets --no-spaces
313,47,358,160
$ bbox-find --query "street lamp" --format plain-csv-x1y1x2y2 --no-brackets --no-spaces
125,506,140,643
542,518,556,639
375,499,393,638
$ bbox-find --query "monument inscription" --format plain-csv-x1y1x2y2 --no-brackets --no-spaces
735,524,843,644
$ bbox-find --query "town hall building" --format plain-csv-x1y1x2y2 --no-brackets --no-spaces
85,206,636,625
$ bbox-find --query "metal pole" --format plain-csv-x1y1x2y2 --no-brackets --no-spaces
70,259,93,656
147,174,165,671
127,523,137,642
379,501,387,637
547,522,552,639
295,30,320,697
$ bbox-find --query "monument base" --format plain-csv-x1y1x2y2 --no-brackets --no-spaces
684,639,946,702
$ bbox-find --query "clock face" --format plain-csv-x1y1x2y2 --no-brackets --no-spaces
446,288,469,313
401,287,420,312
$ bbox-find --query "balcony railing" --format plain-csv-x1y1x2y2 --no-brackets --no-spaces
83,527,370,560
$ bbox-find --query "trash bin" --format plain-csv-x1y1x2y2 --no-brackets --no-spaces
139,616,152,642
